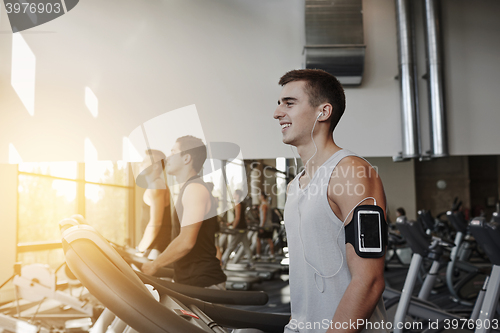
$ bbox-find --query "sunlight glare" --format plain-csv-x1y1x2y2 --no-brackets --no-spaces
52,180,77,202
84,138,98,162
122,137,142,162
18,161,77,179
85,161,113,183
85,87,98,118
9,143,23,164
85,184,101,203
12,33,36,116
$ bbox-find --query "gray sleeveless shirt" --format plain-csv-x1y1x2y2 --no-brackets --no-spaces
284,149,387,333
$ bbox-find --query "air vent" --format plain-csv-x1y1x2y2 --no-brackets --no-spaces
304,0,365,86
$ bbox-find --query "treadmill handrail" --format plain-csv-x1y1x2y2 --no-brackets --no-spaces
62,222,288,332
138,273,290,332
62,225,148,293
135,271,269,306
64,238,208,333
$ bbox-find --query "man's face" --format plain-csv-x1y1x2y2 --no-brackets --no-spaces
166,142,184,175
273,80,317,146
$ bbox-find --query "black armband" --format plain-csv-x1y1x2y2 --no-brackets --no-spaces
344,205,388,258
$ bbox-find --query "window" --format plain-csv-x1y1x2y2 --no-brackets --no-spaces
17,161,133,268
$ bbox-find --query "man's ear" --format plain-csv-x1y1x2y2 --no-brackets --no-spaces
318,103,333,122
183,153,192,165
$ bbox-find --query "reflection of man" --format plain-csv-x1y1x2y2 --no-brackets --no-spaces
136,150,171,259
274,69,387,333
142,136,226,289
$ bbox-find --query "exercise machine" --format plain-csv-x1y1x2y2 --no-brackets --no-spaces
61,223,290,332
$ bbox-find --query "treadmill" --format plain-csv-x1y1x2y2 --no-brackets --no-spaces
61,224,290,333
61,217,262,291
219,226,280,281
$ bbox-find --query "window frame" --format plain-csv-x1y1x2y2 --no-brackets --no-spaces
16,162,135,257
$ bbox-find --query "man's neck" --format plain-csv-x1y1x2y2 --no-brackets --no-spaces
296,136,340,179
175,168,199,186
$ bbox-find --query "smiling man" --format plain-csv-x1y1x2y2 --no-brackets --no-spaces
141,136,226,289
274,69,388,333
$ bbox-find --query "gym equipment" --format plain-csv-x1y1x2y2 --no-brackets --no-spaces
396,216,453,301
0,266,51,333
0,313,50,333
231,224,288,272
385,231,408,267
446,210,488,305
111,241,263,292
62,215,263,292
417,209,450,237
390,216,454,333
61,224,290,332
12,263,93,317
468,217,500,333
219,226,280,281
388,216,500,333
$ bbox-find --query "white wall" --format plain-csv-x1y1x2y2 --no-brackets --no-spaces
1,0,499,162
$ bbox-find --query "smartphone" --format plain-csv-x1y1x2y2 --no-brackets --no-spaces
357,210,382,252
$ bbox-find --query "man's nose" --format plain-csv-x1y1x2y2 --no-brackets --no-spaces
273,105,284,119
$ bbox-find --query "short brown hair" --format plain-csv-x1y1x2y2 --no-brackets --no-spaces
279,69,346,133
176,136,207,173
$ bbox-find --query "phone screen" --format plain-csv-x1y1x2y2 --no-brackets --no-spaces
359,212,381,250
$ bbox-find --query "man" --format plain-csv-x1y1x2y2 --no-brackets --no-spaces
273,69,387,333
221,189,254,268
141,136,227,289
136,149,171,259
255,192,275,259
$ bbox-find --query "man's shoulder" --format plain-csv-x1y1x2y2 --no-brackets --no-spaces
339,154,370,166
330,154,376,180
182,182,210,201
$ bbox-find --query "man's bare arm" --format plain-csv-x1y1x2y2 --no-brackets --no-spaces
141,183,208,275
232,204,241,228
326,157,386,333
260,204,268,227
